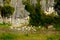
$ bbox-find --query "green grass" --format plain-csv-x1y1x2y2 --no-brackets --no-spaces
0,23,11,28
0,33,16,40
0,23,60,40
0,32,60,40
47,34,60,40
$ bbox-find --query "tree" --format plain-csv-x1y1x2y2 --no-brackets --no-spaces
23,0,42,27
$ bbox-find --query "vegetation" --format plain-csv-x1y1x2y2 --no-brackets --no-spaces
0,33,16,40
0,0,60,40
3,0,11,4
22,0,60,29
1,4,14,18
40,12,60,29
0,32,60,40
54,0,60,15
23,0,42,27
0,0,14,24
0,23,11,28
54,0,60,30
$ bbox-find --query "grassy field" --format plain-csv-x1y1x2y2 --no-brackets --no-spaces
0,23,60,40
0,23,11,28
0,32,60,40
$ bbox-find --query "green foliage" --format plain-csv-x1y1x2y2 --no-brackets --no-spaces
47,34,60,40
54,23,60,30
1,4,14,18
41,12,60,28
0,23,11,28
5,0,11,3
1,0,14,24
23,0,41,27
40,13,54,28
25,34,29,37
54,0,60,15
3,0,11,4
53,16,60,29
47,37,53,40
37,0,41,3
29,3,41,26
23,0,60,29
0,33,60,40
46,0,48,3
2,0,14,18
22,0,31,5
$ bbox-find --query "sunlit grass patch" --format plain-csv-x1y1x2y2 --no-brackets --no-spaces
0,23,11,28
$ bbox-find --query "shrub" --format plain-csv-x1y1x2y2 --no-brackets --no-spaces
23,0,41,27
1,4,14,18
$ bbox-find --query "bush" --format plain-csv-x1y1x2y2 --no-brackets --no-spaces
23,0,41,27
1,4,14,18
23,0,60,29
40,13,54,28
40,12,60,29
54,23,60,30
